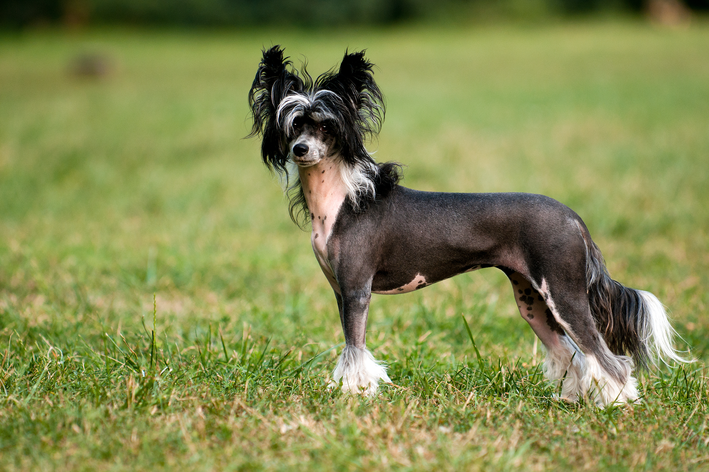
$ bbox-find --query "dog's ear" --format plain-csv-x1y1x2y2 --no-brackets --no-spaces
248,46,297,136
320,50,384,138
248,46,302,172
336,51,378,99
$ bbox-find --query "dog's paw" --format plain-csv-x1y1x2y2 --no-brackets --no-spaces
331,346,391,396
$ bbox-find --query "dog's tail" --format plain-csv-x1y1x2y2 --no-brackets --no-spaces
583,233,691,369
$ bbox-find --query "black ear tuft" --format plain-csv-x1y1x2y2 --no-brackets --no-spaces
314,49,384,163
248,45,290,138
248,45,304,173
337,50,377,94
319,50,384,138
261,45,289,76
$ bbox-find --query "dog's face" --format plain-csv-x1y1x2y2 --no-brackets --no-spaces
286,113,337,167
248,46,384,175
277,92,342,167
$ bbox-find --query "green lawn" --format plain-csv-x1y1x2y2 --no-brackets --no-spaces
1,21,708,471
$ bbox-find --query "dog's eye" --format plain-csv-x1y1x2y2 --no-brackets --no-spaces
320,123,330,134
292,117,303,129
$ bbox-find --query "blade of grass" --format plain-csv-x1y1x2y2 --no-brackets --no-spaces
461,314,483,368
288,342,344,378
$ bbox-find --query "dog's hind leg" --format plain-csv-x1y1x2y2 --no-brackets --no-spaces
330,281,390,396
536,274,639,405
507,272,586,402
508,271,638,405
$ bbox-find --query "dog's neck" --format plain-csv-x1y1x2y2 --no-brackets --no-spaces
298,157,348,288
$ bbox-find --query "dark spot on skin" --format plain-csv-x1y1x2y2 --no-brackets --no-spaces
538,295,544,301
545,308,565,335
527,306,533,311
512,280,519,285
518,290,523,294
314,233,319,239
528,314,534,319
397,288,404,292
323,216,327,222
524,288,531,295
322,170,325,173
322,180,324,183
318,215,321,219
310,213,314,219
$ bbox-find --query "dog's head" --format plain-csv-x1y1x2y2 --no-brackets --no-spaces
248,46,384,173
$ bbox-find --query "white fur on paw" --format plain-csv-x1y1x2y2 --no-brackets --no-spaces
543,336,586,403
331,345,390,396
584,355,638,406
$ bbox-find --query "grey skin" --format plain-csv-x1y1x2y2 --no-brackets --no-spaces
327,187,613,375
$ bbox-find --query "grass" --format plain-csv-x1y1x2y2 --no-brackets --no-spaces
1,20,709,471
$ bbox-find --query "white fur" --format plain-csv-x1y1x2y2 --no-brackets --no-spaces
639,290,692,366
539,277,639,406
276,93,311,129
583,354,638,405
331,345,391,396
338,157,378,209
276,90,341,134
544,334,587,402
544,338,639,405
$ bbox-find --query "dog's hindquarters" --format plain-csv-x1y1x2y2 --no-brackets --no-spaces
516,219,689,405
498,210,635,405
509,268,639,405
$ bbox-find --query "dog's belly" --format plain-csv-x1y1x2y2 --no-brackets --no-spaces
373,273,428,294
371,265,486,295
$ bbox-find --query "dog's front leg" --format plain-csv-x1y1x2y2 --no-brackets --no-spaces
330,283,390,396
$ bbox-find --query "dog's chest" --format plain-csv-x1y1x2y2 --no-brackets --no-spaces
310,201,337,257
299,163,348,292
309,202,342,294
310,214,337,279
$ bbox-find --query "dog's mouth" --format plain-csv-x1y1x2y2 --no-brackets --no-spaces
291,156,320,167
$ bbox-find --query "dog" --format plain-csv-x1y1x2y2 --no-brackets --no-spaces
247,46,689,405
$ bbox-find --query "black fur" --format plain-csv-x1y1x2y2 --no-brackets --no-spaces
586,240,651,368
249,46,295,172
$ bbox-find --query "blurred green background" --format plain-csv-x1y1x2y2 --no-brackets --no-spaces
1,3,708,366
1,4,709,470
2,0,708,28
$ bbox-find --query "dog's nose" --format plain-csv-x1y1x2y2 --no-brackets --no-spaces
293,143,309,157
